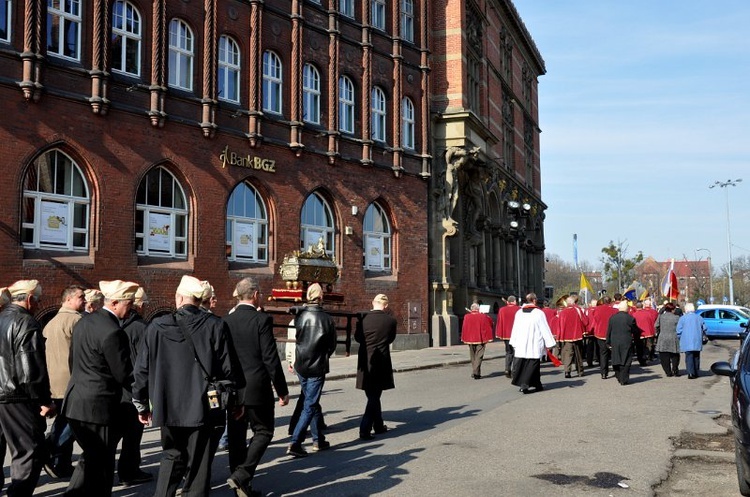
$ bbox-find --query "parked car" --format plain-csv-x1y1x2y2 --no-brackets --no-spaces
695,304,750,339
711,330,750,496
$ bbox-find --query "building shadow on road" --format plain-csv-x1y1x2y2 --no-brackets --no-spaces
242,404,479,496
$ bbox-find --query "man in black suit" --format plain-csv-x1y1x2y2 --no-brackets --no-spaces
356,294,397,440
224,277,289,497
62,280,138,497
132,275,241,497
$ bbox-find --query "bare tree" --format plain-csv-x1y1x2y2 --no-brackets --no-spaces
601,240,644,293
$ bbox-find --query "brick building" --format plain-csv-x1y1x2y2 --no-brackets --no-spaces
637,257,712,305
428,0,547,344
0,0,432,345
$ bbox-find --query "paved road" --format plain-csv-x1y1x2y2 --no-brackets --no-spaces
5,339,741,496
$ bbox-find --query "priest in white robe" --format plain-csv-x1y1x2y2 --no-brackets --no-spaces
509,293,557,393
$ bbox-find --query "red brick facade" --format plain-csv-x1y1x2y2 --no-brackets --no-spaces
0,0,430,336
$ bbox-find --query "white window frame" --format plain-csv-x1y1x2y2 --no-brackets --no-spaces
262,50,283,114
218,35,240,103
168,19,194,91
339,76,355,134
1,0,11,42
372,0,385,30
112,0,141,76
22,150,90,252
402,97,415,150
401,0,414,42
371,86,387,142
303,63,321,125
226,182,268,262
47,0,81,60
363,202,391,271
300,192,335,259
339,0,354,18
135,167,188,258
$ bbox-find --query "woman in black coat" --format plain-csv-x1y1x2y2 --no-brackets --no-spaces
606,301,640,385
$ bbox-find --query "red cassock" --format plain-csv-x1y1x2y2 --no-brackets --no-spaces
557,305,589,342
461,311,494,344
495,303,519,340
549,314,561,340
633,308,658,338
542,307,557,327
591,305,618,340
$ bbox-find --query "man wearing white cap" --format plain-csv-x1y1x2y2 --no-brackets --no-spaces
133,275,241,497
115,287,153,486
63,280,138,497
287,283,336,458
83,289,104,314
0,279,56,497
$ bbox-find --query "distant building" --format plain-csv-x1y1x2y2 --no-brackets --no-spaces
637,257,711,304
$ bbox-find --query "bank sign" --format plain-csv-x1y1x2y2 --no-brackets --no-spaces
219,146,276,172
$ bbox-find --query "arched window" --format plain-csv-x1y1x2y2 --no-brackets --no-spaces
168,19,193,91
22,150,90,251
402,97,415,150
135,166,188,258
303,63,321,125
300,193,334,258
112,0,141,76
262,50,282,114
218,35,240,103
401,0,414,42
47,0,81,60
371,86,386,142
226,182,268,262
339,76,355,134
363,202,391,271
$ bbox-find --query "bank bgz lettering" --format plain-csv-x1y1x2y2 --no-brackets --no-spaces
219,146,276,172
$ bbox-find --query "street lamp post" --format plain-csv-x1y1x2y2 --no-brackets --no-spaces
709,179,742,305
696,248,713,304
507,201,531,299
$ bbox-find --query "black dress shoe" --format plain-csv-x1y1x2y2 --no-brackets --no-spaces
227,476,261,497
505,371,512,378
601,373,607,379
359,432,375,440
374,425,389,434
120,470,154,487
564,372,571,378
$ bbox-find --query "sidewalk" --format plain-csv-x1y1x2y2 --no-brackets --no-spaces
284,340,506,385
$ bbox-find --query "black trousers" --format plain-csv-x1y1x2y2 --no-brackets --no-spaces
65,419,120,497
116,402,145,479
0,402,47,497
227,404,275,487
659,352,681,377
503,340,515,373
360,386,385,435
597,339,610,377
154,422,223,497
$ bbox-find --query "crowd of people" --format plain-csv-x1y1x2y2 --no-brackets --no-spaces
461,291,709,391
0,278,396,497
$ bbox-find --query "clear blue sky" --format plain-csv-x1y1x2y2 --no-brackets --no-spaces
514,1,750,272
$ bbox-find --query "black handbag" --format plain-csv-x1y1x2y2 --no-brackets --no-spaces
175,316,236,410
